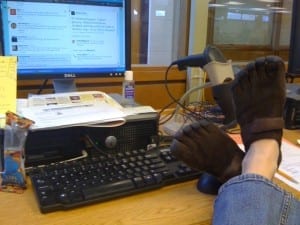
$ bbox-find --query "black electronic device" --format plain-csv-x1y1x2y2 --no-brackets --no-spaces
83,112,160,153
25,127,84,167
288,0,300,76
25,110,205,213
171,45,227,71
284,83,300,129
0,0,131,92
24,111,160,167
27,145,202,213
171,45,237,129
196,173,222,195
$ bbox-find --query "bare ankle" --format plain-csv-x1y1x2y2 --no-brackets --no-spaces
242,139,279,180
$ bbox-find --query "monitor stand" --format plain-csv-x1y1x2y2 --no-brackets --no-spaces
53,79,77,93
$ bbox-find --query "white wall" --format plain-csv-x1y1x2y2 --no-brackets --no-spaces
187,0,210,102
147,0,174,65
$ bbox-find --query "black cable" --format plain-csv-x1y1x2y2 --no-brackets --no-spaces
159,110,175,125
158,101,177,125
37,79,49,94
164,63,207,121
84,134,109,155
163,61,239,136
164,64,190,111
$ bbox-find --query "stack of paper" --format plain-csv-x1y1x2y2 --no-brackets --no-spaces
19,91,127,130
276,140,300,191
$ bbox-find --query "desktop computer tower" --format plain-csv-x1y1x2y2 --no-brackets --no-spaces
25,127,83,167
82,112,159,153
24,112,159,167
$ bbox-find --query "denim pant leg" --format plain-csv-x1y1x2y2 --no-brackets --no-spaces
213,174,300,225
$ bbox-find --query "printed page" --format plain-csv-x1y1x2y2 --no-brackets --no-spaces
276,140,300,190
27,91,123,108
19,91,126,130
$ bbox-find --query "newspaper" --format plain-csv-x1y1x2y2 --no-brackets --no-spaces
18,91,127,130
275,140,300,191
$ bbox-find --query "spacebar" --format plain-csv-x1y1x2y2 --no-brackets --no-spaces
83,179,136,200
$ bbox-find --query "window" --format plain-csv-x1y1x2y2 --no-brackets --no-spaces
207,0,293,61
130,0,295,64
130,0,190,66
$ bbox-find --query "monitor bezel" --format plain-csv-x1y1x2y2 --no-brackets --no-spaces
0,0,131,80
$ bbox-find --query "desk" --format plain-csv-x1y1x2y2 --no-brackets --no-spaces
0,129,299,225
286,72,300,83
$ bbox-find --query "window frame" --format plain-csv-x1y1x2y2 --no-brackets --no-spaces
206,0,291,62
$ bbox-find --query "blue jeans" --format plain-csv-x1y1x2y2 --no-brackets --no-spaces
213,174,300,225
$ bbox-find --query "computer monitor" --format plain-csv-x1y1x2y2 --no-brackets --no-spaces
0,0,131,92
288,0,300,75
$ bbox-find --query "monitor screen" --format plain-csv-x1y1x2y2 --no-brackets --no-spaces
288,0,300,75
0,0,131,80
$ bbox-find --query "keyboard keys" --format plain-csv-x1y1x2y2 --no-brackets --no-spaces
83,179,135,200
28,147,202,213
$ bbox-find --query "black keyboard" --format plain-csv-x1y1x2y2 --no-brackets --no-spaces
27,147,202,213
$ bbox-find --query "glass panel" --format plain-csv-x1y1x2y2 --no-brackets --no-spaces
210,0,292,46
279,0,293,46
211,0,276,45
131,0,189,65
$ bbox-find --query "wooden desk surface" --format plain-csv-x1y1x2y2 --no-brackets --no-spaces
0,180,215,225
0,129,299,225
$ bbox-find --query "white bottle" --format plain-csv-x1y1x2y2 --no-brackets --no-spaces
122,70,135,106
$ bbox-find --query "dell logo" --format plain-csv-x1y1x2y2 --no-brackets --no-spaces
64,73,76,78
